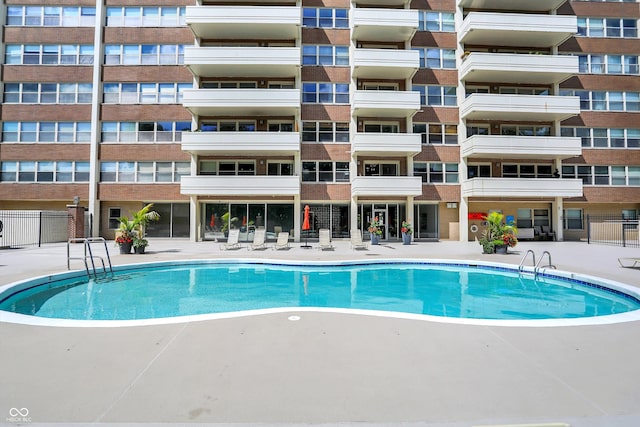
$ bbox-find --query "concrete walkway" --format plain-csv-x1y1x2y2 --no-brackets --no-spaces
1,238,639,427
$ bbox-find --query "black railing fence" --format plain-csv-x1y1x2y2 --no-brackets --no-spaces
0,210,72,248
587,214,640,248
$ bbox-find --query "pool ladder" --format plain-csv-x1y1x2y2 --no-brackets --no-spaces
518,249,557,279
67,237,113,279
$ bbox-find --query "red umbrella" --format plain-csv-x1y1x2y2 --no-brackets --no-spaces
302,205,310,231
302,205,311,248
210,214,215,229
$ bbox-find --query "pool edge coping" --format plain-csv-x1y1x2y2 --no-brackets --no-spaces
2,257,640,328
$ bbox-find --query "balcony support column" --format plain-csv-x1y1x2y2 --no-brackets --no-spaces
351,195,359,235
554,196,564,242
190,196,199,242
459,196,469,242
294,195,301,243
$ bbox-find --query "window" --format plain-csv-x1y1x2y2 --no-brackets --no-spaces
99,161,186,182
0,161,89,182
3,82,92,104
561,90,640,111
572,53,639,75
267,162,294,176
5,44,94,65
6,6,95,27
501,164,557,178
102,82,191,104
104,44,186,65
302,8,348,28
302,161,350,182
467,164,491,179
418,11,454,32
562,127,640,148
414,48,456,69
302,45,349,66
2,121,91,143
415,123,458,144
413,85,457,106
302,82,349,104
106,6,184,27
100,121,189,142
302,122,349,142
108,208,121,229
365,162,397,176
414,162,459,183
563,209,583,230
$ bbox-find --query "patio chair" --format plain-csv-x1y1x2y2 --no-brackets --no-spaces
273,231,290,250
248,228,267,250
542,225,556,241
220,229,242,250
350,229,368,250
318,228,334,250
618,257,640,268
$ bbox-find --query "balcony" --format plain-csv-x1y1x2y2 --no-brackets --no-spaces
182,88,300,116
181,175,300,196
184,47,300,78
185,6,300,40
352,90,420,118
351,176,423,197
461,177,583,198
352,49,420,80
458,0,568,12
352,9,418,42
459,13,577,48
460,53,578,85
182,132,300,156
351,133,421,156
460,93,580,122
461,135,582,160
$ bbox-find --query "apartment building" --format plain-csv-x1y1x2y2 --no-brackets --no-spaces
0,0,638,243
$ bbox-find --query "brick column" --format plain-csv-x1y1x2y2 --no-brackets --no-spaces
67,204,85,240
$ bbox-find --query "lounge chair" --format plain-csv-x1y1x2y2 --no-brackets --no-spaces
318,228,334,250
350,229,368,250
541,225,556,241
220,229,242,250
248,228,267,250
618,257,640,268
273,231,290,250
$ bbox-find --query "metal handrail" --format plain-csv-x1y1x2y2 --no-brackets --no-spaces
518,249,536,273
534,250,556,279
67,237,113,278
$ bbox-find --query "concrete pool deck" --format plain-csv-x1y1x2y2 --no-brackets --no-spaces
1,238,639,427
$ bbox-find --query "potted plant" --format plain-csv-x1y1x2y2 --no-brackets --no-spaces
368,216,383,245
478,211,518,254
132,237,149,254
115,203,160,254
401,220,412,245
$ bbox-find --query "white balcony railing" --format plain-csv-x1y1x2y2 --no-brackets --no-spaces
184,46,300,78
182,88,300,116
462,177,583,198
351,176,423,197
458,0,567,12
352,90,421,118
461,135,582,160
352,8,418,42
185,6,300,39
181,175,300,196
352,48,420,80
460,53,578,85
351,133,421,156
460,93,580,122
459,12,577,47
181,132,300,155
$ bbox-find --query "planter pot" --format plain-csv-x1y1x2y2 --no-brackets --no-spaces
402,232,411,245
134,246,146,254
370,234,380,245
495,244,508,254
119,242,132,254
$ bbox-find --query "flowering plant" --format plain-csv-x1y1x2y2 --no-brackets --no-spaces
501,232,518,248
401,220,412,235
367,216,383,235
115,234,133,246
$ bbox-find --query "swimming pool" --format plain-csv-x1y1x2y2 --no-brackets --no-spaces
1,259,639,327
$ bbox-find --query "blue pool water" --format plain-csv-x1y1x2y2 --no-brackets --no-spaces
1,261,639,322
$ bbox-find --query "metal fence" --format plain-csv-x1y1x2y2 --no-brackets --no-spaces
587,214,640,248
0,210,71,248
